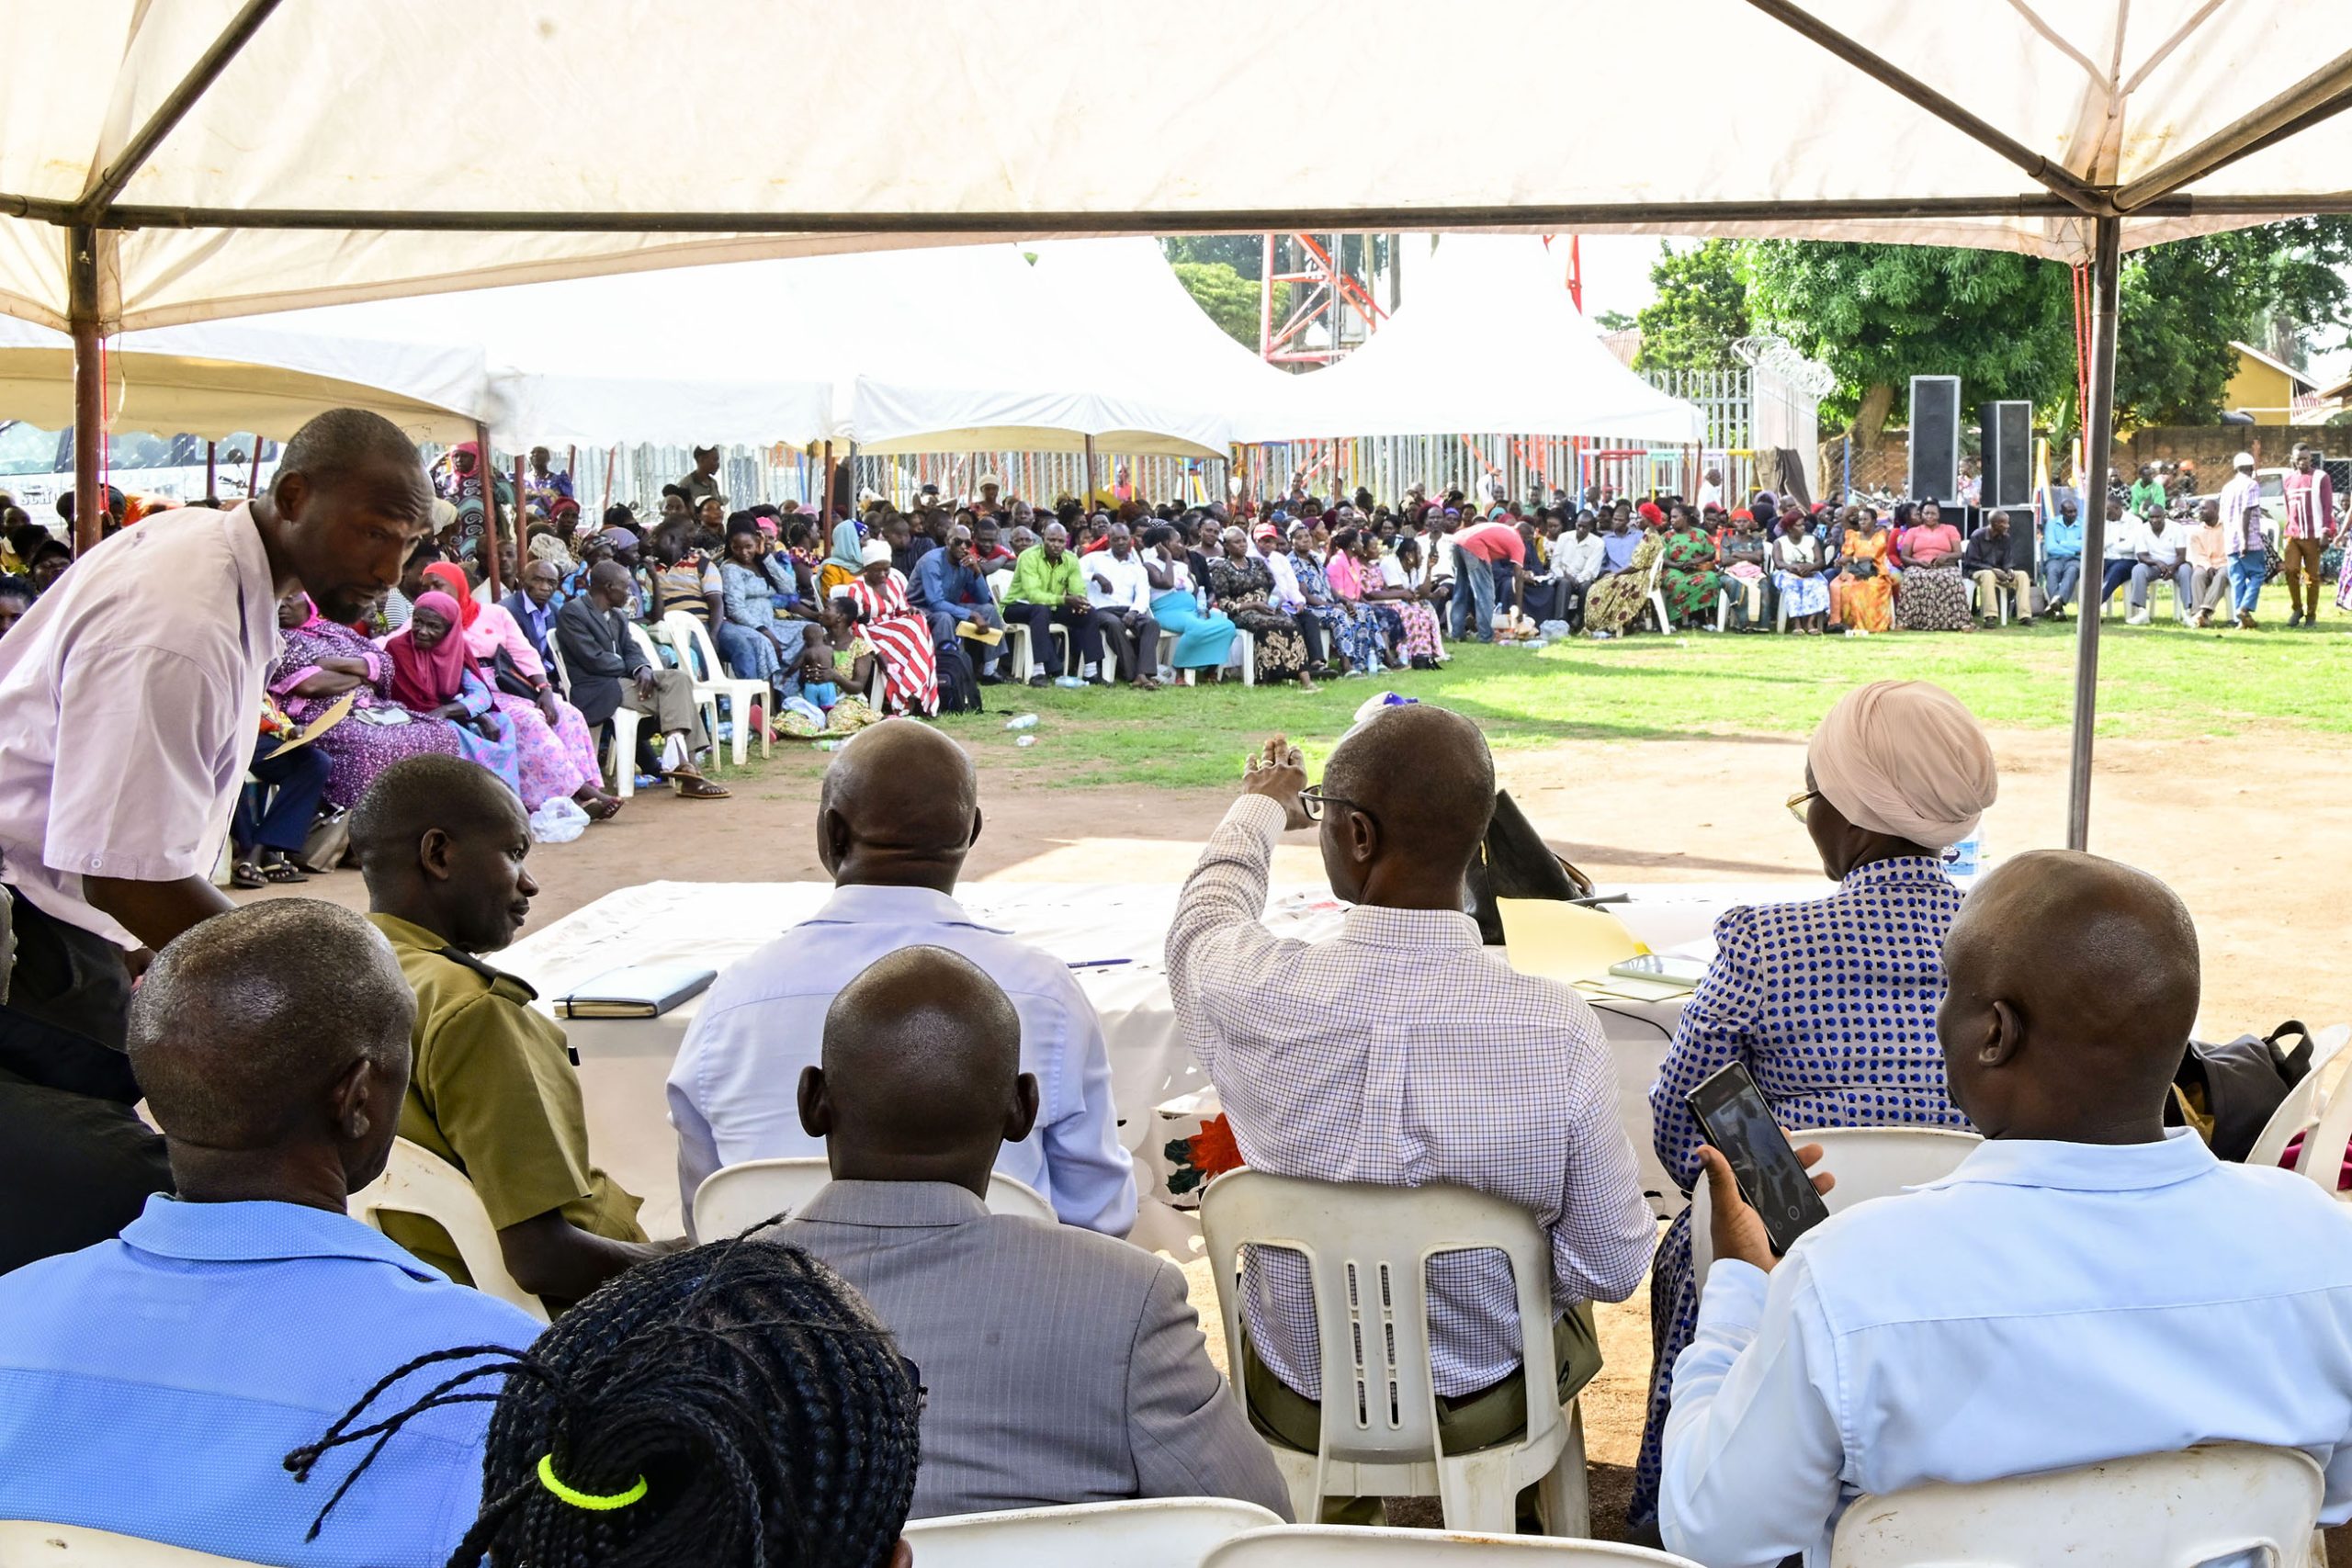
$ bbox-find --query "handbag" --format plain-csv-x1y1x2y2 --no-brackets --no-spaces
1465,789,1596,945
490,647,540,701
2165,1021,2314,1161
300,808,354,874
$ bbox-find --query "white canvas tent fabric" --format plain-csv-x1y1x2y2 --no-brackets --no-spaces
6,1,2349,333
229,247,1226,457
0,315,489,444
1026,240,1297,420
1261,236,1704,445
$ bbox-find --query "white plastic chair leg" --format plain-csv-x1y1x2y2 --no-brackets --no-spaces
607,709,641,798
1535,1402,1591,1538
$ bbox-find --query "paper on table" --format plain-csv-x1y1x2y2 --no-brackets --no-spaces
1497,897,1649,985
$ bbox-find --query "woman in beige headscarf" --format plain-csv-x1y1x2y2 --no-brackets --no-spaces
1630,679,1997,1528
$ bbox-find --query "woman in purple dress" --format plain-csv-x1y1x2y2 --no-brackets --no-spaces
266,593,465,808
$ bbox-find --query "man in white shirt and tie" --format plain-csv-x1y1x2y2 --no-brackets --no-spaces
1660,850,2352,1567
667,719,1136,1235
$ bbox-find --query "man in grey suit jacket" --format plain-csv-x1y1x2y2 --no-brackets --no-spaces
775,945,1290,1522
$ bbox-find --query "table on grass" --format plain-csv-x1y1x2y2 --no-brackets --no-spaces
499,878,1832,1242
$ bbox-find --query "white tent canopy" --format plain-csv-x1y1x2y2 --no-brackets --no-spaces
1254,236,1703,446
1025,239,1298,423
233,246,1226,457
6,1,2349,334
0,315,489,444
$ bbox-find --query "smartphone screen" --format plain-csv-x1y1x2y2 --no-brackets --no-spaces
1685,1062,1829,1255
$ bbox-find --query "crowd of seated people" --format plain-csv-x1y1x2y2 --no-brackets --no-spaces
6,659,2352,1563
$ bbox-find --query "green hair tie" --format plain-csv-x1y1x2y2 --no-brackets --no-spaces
537,1453,648,1512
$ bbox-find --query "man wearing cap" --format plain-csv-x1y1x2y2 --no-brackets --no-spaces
2219,450,2267,629
2281,446,2337,626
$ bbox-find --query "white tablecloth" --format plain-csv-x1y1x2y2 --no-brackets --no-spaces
500,878,1829,1236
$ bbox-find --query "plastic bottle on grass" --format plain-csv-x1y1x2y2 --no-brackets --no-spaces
1054,675,1087,689
1015,735,1037,748
1005,714,1039,731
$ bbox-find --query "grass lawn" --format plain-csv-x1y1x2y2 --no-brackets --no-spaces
726,616,2352,794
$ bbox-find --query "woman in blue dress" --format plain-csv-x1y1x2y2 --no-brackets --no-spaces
1286,523,1383,674
1630,679,1998,1529
714,516,818,694
1141,522,1237,680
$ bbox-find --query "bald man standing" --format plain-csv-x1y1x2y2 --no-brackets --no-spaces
0,900,538,1568
779,947,1286,1520
1167,708,1653,1499
668,719,1136,1235
1661,852,2352,1566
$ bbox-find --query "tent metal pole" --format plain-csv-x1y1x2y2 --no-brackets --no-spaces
820,441,835,530
204,439,216,502
2064,214,2122,853
475,423,503,601
2113,53,2352,209
67,223,102,557
1084,434,1097,505
76,0,286,220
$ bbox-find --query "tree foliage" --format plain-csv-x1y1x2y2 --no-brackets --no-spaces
1630,241,1752,373
1171,260,1284,349
2111,220,2352,425
1745,242,2073,442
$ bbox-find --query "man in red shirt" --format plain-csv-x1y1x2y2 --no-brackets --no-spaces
1449,518,1528,642
2281,446,2339,626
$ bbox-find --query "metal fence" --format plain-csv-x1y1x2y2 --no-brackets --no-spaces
1644,367,1763,503
1238,434,1697,507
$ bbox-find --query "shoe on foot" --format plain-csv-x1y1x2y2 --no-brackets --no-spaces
2126,608,2151,626
1027,673,1050,687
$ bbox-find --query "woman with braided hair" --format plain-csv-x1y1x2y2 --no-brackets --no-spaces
288,1239,922,1568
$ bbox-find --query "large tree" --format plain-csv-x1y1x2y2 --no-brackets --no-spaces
1171,260,1286,349
1631,241,1752,373
1745,242,2074,446
2111,220,2352,425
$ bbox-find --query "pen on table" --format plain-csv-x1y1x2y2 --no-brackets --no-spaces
1067,958,1135,969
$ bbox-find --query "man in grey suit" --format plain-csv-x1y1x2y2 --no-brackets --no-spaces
776,945,1291,1522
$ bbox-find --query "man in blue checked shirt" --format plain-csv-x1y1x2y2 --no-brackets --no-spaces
0,900,539,1568
2039,494,2084,617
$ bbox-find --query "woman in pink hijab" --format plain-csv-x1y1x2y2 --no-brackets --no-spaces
419,563,618,818
381,590,524,797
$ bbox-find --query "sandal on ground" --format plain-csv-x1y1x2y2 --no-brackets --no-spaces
580,794,624,821
673,775,732,800
260,861,308,885
230,861,266,890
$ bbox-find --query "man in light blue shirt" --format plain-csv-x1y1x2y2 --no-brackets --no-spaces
1662,851,2352,1568
2039,495,2085,616
0,899,540,1568
668,719,1136,1236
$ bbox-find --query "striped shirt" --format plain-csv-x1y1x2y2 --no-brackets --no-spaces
1166,795,1655,1399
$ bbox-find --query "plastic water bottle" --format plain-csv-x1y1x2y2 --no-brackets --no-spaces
814,739,839,752
1942,829,1985,883
1014,735,1037,748
1004,714,1039,731
1053,675,1087,689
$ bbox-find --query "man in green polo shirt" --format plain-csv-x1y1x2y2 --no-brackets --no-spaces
352,754,679,1310
1001,520,1101,686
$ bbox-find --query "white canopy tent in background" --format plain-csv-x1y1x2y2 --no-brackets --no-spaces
233,245,1225,458
8,0,2352,846
1025,240,1298,423
0,315,488,445
1254,236,1703,446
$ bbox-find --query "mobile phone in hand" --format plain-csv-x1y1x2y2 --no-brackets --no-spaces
1686,1061,1829,1255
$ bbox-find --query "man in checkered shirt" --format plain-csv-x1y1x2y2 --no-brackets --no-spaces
1166,705,1655,1493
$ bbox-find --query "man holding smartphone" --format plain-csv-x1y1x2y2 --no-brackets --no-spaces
1658,852,2352,1564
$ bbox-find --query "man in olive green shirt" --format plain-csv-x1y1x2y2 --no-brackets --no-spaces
352,754,677,1309
1001,521,1101,686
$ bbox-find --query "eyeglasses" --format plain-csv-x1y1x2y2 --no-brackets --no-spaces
1298,785,1365,823
1785,788,1818,824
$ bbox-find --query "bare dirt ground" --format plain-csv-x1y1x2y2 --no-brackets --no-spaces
254,723,2352,1541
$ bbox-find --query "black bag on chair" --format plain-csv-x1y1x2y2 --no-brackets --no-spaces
1464,789,1595,945
2166,1021,2314,1162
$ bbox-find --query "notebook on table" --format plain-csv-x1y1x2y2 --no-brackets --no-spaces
554,964,717,1019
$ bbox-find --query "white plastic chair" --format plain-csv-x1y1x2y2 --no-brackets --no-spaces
628,621,720,767
902,1499,1283,1568
2249,1027,2352,1197
990,576,1069,683
691,1156,1055,1240
1204,1526,1705,1568
347,1142,545,1325
1969,569,2015,626
1690,1126,1981,1289
1643,549,1673,632
1829,1442,2324,1568
348,1136,548,1322
1199,1170,1590,1536
545,640,640,797
1157,627,1198,686
0,1521,271,1566
664,612,769,768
